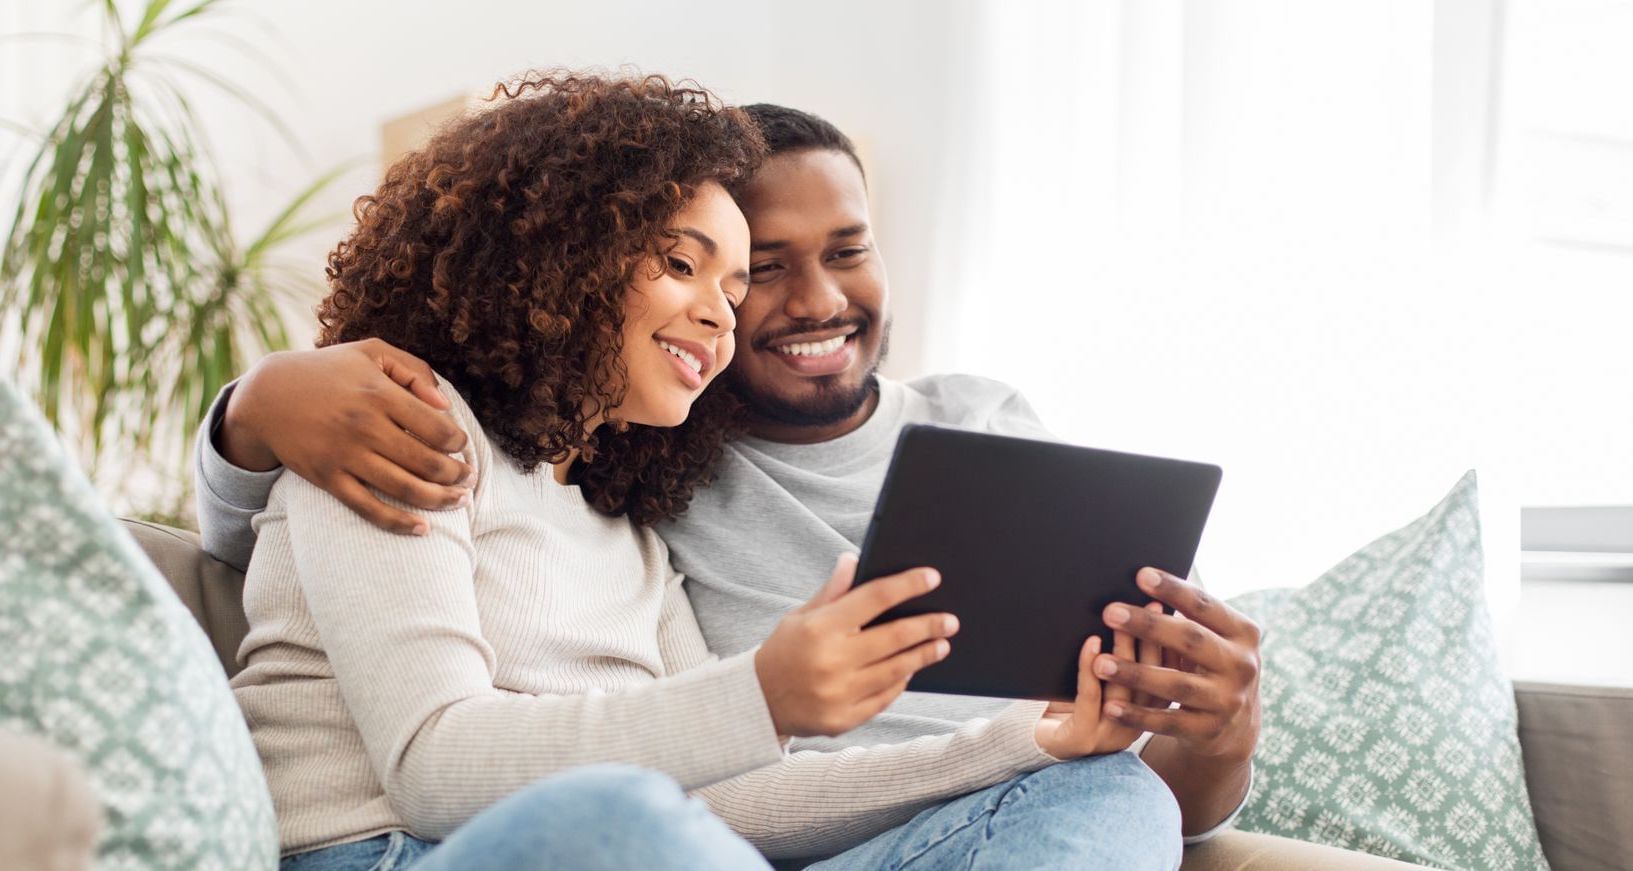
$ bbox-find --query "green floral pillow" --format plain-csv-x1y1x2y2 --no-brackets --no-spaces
0,381,278,869
1228,472,1548,870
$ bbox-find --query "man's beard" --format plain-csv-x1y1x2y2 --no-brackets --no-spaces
728,320,891,428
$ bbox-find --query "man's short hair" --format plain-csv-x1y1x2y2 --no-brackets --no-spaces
742,103,865,180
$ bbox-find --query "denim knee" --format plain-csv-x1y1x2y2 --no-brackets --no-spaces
1019,751,1183,846
516,763,687,827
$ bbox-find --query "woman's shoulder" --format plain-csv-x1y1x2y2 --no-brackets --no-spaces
427,373,496,477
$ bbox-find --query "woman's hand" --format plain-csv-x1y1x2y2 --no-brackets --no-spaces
755,554,958,737
1033,603,1166,759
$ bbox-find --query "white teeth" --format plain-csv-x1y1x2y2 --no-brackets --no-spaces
773,335,847,357
657,340,703,374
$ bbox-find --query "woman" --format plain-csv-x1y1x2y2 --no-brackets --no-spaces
234,71,1142,870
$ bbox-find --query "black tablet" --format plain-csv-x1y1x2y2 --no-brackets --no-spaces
855,424,1222,701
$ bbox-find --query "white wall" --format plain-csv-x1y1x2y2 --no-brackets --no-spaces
2,0,973,364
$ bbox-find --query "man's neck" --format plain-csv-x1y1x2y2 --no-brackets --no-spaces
744,386,881,445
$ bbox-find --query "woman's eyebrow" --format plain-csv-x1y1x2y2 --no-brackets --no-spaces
676,227,717,255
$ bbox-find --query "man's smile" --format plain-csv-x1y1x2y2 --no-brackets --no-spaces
760,332,858,376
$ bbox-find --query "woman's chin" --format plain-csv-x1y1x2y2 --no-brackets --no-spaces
625,404,692,429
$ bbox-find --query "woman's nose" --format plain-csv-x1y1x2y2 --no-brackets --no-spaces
696,288,735,334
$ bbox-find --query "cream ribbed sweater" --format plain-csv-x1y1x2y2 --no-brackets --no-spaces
231,380,1054,859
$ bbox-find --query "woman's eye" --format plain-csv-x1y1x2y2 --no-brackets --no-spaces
667,256,694,277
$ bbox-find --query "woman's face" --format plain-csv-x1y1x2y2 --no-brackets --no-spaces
613,181,752,428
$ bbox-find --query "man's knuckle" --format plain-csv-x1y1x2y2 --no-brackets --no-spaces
1237,651,1261,683
433,456,464,484
1182,624,1209,654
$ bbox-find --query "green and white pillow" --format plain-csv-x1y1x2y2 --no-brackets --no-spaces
1228,472,1548,870
0,381,278,869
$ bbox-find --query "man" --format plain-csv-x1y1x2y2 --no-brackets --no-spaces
198,104,1260,866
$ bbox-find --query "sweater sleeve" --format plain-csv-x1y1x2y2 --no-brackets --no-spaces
273,386,784,840
694,699,1059,859
193,381,283,572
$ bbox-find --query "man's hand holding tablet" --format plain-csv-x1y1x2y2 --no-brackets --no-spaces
1095,566,1263,836
1094,568,1261,760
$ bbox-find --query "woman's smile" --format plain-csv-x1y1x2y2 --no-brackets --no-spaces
654,335,713,390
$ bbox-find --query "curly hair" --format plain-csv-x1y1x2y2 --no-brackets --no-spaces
317,71,764,524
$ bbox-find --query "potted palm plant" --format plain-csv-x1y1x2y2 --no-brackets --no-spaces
1,0,342,520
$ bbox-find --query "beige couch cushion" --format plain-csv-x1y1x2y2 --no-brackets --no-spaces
0,729,101,871
121,519,250,679
1181,830,1429,870
1516,680,1633,871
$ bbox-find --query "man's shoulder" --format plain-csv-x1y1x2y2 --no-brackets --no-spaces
895,373,1044,434
898,372,1028,416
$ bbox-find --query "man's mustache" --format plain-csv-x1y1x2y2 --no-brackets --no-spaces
752,316,869,350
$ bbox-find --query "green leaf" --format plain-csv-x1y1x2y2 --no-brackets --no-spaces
243,160,356,262
4,0,316,514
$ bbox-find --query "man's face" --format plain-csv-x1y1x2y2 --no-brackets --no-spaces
725,149,890,428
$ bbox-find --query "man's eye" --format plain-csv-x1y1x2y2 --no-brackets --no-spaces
749,262,781,283
667,256,694,277
829,247,867,262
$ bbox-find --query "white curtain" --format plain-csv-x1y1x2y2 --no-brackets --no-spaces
926,1,1528,622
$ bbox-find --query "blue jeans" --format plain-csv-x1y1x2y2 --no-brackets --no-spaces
804,750,1182,870
280,764,769,871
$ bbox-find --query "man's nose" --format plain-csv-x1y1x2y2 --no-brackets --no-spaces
783,272,847,322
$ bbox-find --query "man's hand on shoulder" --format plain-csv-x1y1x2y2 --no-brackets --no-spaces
220,338,475,534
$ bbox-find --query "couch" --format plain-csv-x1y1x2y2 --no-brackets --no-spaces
4,519,1629,870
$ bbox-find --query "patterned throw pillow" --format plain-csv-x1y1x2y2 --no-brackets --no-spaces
1227,472,1549,870
0,381,278,869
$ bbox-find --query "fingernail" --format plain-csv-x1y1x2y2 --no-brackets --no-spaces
459,470,477,487
1106,605,1130,627
924,570,941,589
1138,569,1161,591
455,492,472,508
943,615,959,634
412,522,429,536
1097,658,1118,677
1146,601,1163,613
1105,702,1125,718
1089,636,1102,654
935,639,951,657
